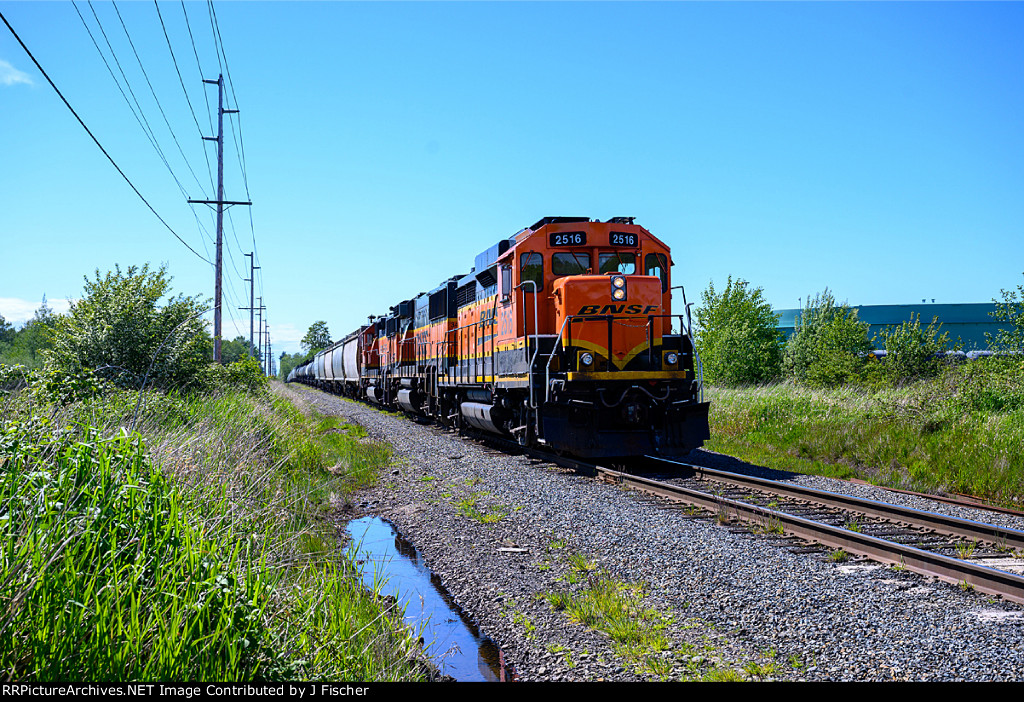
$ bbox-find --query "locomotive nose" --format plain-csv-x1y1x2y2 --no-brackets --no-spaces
553,274,665,370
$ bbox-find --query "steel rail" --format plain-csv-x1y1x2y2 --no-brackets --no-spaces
594,464,1024,606
647,456,1024,552
298,383,1024,605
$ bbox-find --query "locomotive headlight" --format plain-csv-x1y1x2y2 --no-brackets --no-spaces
665,352,679,366
611,275,627,301
580,352,594,367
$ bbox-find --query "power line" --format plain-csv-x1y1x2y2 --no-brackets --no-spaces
74,0,191,199
206,0,263,310
205,0,225,78
190,74,251,362
111,0,207,195
207,4,255,222
0,9,213,265
187,1,264,351
153,0,215,191
77,0,220,264
180,1,214,136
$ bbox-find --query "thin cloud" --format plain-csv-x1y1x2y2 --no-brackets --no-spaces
0,297,73,326
267,322,304,355
0,59,32,87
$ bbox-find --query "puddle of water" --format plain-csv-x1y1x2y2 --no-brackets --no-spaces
345,516,510,681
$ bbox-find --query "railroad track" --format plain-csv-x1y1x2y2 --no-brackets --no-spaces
316,388,1024,608
529,449,1024,606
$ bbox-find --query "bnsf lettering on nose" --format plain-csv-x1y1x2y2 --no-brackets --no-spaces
576,305,660,315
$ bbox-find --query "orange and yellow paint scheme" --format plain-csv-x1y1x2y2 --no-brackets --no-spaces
293,217,709,459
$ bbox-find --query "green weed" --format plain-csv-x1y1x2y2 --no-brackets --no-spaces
568,552,598,572
453,493,508,523
956,541,978,559
542,561,670,669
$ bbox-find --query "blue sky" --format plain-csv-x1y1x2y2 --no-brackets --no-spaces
2,1,1022,356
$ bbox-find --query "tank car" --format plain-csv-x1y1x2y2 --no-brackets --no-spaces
291,217,710,459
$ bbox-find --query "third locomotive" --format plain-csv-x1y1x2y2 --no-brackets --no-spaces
288,216,710,459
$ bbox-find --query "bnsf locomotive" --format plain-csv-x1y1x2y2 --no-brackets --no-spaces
288,217,710,459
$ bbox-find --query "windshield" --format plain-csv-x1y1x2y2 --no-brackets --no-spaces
599,252,636,274
552,252,591,276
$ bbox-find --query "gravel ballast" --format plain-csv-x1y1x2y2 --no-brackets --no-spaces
284,384,1024,682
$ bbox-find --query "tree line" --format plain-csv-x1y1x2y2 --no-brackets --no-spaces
694,273,1024,388
1,264,265,398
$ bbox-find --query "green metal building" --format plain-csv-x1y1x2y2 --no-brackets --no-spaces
774,303,1001,351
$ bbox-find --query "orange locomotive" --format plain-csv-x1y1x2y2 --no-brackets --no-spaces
289,217,710,459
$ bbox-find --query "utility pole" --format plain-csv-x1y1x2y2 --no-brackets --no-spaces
255,296,265,366
240,253,260,358
189,74,250,362
266,321,274,376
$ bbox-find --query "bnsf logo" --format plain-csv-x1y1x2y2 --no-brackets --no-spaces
576,305,660,315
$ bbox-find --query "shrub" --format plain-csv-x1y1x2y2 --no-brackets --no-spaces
225,354,269,393
944,356,1024,414
34,365,111,405
0,301,57,371
987,272,1024,353
783,290,873,387
220,335,261,366
204,355,269,395
45,264,211,392
878,313,951,383
0,364,31,395
695,277,783,385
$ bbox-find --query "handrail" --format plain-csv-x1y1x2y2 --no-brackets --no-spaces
544,315,573,403
693,346,705,403
489,297,497,389
444,309,499,385
515,280,540,408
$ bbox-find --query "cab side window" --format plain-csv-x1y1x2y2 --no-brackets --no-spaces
521,252,543,292
644,253,668,292
501,265,513,301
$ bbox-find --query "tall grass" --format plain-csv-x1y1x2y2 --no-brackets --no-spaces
704,359,1024,505
0,382,425,681
0,429,277,680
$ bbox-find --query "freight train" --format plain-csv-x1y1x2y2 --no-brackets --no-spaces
287,217,710,459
